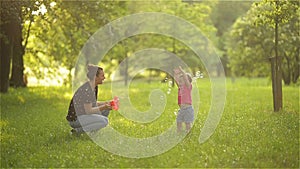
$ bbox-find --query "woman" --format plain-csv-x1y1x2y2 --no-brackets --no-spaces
66,64,112,135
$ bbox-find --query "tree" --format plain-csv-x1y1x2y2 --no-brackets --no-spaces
227,0,299,111
26,0,128,86
227,0,299,83
210,1,253,76
116,0,217,80
20,0,216,87
0,1,23,92
0,0,52,92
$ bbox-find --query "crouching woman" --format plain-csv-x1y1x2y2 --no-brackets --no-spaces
66,64,112,135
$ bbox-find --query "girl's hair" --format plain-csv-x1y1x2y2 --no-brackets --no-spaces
186,73,192,83
87,64,103,80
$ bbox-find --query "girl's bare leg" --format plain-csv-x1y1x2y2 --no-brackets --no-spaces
185,122,191,133
177,122,182,133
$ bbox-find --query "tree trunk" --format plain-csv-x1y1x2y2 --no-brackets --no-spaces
282,70,291,85
0,23,12,93
292,48,300,83
269,57,277,111
0,1,17,92
124,55,128,86
282,53,291,85
273,1,282,111
121,41,128,86
9,2,26,88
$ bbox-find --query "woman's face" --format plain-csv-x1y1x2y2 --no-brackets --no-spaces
95,70,105,85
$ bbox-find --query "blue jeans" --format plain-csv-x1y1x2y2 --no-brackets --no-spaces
69,110,110,133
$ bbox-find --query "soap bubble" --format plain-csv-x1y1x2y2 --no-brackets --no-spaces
168,81,173,87
199,72,204,78
162,77,168,83
194,71,204,79
167,88,171,95
160,95,164,100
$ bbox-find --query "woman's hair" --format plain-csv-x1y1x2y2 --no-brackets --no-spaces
87,64,103,80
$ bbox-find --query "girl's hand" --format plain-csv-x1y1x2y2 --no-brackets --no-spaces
178,66,185,73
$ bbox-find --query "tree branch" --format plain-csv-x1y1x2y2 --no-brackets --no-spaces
23,18,32,51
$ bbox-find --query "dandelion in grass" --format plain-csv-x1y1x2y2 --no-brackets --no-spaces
174,109,178,116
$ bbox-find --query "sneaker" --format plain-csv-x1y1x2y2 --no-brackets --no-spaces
70,129,80,136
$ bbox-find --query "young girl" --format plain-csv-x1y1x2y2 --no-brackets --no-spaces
174,66,194,133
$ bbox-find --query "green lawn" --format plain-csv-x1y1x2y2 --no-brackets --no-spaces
1,78,299,168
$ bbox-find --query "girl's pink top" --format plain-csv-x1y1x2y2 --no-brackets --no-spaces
178,84,192,105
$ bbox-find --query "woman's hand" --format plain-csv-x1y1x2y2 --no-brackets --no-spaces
103,102,112,110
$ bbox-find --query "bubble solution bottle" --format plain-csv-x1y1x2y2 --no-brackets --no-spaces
110,96,119,110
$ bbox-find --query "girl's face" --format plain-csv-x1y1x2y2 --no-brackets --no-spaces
174,72,184,85
178,75,185,85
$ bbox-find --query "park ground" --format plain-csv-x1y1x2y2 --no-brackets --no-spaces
0,78,299,168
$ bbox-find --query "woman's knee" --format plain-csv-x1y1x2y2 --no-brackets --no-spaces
102,117,109,126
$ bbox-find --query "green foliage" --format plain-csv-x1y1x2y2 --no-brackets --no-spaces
226,0,299,84
1,78,299,168
209,1,253,75
23,0,217,85
254,0,298,26
210,1,253,38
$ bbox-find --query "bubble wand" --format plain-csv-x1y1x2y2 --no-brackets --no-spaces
110,96,119,110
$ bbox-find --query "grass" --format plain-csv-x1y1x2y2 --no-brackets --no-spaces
0,78,299,168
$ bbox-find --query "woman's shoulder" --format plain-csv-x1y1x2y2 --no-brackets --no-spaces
76,82,91,92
